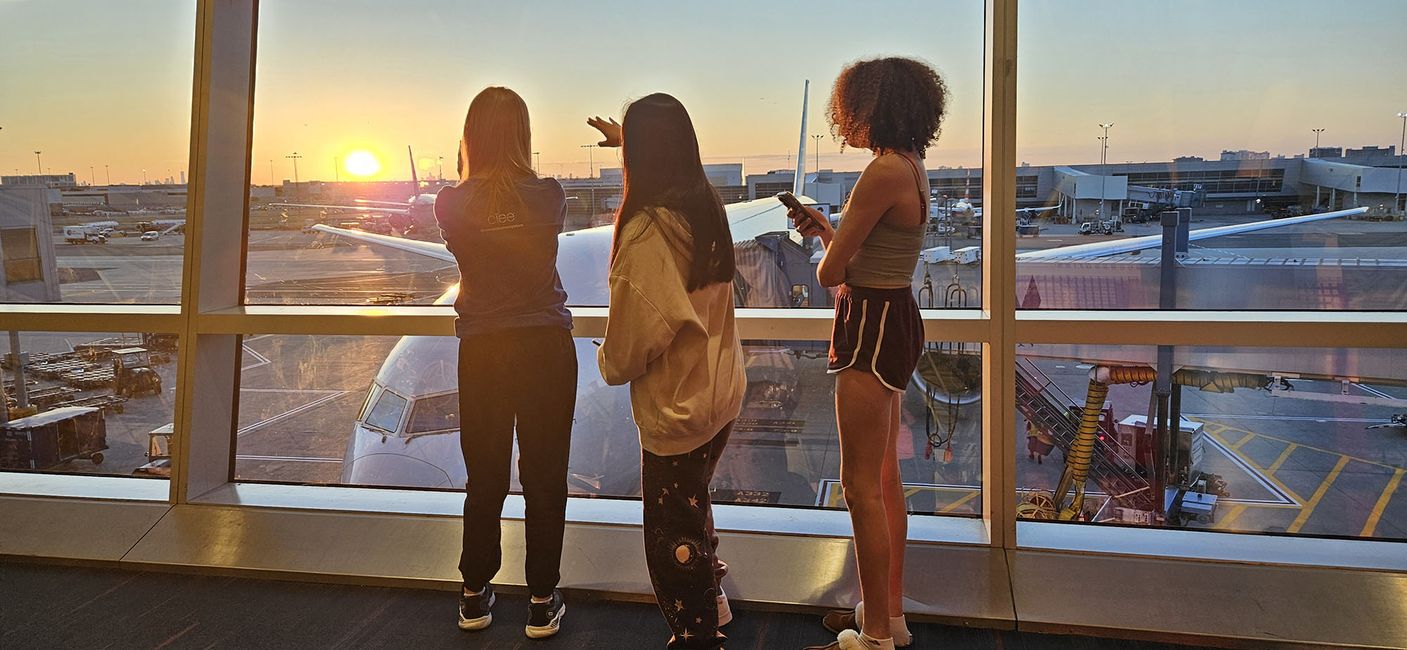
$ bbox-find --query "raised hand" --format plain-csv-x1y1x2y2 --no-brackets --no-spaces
586,116,623,148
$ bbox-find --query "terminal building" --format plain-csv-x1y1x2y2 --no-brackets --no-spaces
747,145,1407,220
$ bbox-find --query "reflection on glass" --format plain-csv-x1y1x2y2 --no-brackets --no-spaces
244,1,984,306
234,335,982,516
2,331,177,478
0,1,194,304
1015,344,1407,540
1015,1,1407,310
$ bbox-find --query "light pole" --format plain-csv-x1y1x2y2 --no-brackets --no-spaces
142,169,147,185
533,151,541,174
1098,122,1114,221
90,166,95,186
285,152,302,199
334,157,340,183
105,164,110,185
579,144,595,179
580,144,597,218
812,134,822,174
1395,112,1406,215
33,151,42,175
269,160,275,186
438,156,444,181
1312,128,1325,156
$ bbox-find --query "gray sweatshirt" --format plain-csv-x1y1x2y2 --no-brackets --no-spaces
597,208,746,456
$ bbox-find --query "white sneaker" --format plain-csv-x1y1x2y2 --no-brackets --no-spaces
804,629,895,650
717,589,733,626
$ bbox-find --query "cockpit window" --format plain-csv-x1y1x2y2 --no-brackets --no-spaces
406,393,459,434
363,389,408,434
358,384,380,421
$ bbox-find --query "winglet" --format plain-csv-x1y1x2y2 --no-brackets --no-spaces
793,79,809,196
407,145,419,191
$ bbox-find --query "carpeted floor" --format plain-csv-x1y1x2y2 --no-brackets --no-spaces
0,562,1207,649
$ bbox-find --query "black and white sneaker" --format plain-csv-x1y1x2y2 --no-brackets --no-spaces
525,589,566,639
458,584,495,631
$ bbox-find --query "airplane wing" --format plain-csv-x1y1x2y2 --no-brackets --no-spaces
1015,206,1059,213
1017,207,1369,261
310,224,455,262
724,196,796,243
272,202,411,214
309,196,803,307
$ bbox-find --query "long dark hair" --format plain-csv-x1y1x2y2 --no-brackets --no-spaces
612,93,734,292
460,87,535,214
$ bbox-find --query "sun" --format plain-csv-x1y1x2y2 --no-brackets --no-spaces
344,150,381,178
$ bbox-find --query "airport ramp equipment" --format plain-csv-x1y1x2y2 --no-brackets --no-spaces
1015,357,1153,513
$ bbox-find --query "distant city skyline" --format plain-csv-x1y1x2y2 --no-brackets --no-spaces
2,0,1405,185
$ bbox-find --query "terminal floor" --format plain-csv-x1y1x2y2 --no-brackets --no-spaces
0,562,1212,649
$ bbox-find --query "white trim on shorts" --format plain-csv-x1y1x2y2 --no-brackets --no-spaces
869,300,904,393
826,298,867,375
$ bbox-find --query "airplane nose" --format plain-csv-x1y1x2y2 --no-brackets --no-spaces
341,453,454,488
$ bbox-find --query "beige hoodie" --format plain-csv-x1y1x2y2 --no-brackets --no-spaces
597,207,746,457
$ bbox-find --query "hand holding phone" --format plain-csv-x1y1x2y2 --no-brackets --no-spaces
777,192,830,239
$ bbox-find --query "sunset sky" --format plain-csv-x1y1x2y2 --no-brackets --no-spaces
2,0,1404,186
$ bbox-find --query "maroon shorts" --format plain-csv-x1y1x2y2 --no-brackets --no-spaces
827,284,923,392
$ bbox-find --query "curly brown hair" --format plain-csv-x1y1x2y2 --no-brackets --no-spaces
828,57,949,156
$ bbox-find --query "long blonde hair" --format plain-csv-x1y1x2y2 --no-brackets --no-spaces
460,87,535,214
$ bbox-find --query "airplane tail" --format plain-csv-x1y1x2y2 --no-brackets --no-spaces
407,145,419,190
793,79,809,196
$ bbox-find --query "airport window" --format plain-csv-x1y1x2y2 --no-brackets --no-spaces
0,1,194,305
3,0,1403,585
243,0,985,309
232,335,982,516
2,331,177,479
1014,345,1406,541
1015,0,1407,310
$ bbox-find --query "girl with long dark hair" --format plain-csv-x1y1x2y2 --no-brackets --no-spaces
436,86,575,639
590,93,746,650
791,58,950,650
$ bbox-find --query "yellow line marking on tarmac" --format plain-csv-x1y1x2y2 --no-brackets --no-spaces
1215,504,1248,529
1360,468,1406,538
1287,456,1351,534
1229,431,1256,450
1207,429,1305,502
941,490,980,513
1265,443,1300,475
1212,423,1400,472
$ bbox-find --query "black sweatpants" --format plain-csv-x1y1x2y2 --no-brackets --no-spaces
641,422,733,650
458,326,577,598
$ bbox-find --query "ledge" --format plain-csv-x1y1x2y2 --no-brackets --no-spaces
1018,521,1407,573
1016,310,1407,347
0,304,183,333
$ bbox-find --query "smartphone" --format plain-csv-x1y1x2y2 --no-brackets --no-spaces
776,192,819,229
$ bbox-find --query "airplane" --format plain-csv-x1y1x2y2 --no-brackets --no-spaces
311,82,1400,505
328,83,820,493
271,145,441,238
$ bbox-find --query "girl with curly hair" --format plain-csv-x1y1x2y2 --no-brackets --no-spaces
791,57,949,650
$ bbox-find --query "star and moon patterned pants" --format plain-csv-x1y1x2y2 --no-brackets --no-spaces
641,421,734,650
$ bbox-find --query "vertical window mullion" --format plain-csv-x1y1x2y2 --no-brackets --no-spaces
982,0,1019,549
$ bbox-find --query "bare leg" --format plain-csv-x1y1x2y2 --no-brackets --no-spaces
879,391,907,617
836,369,893,640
